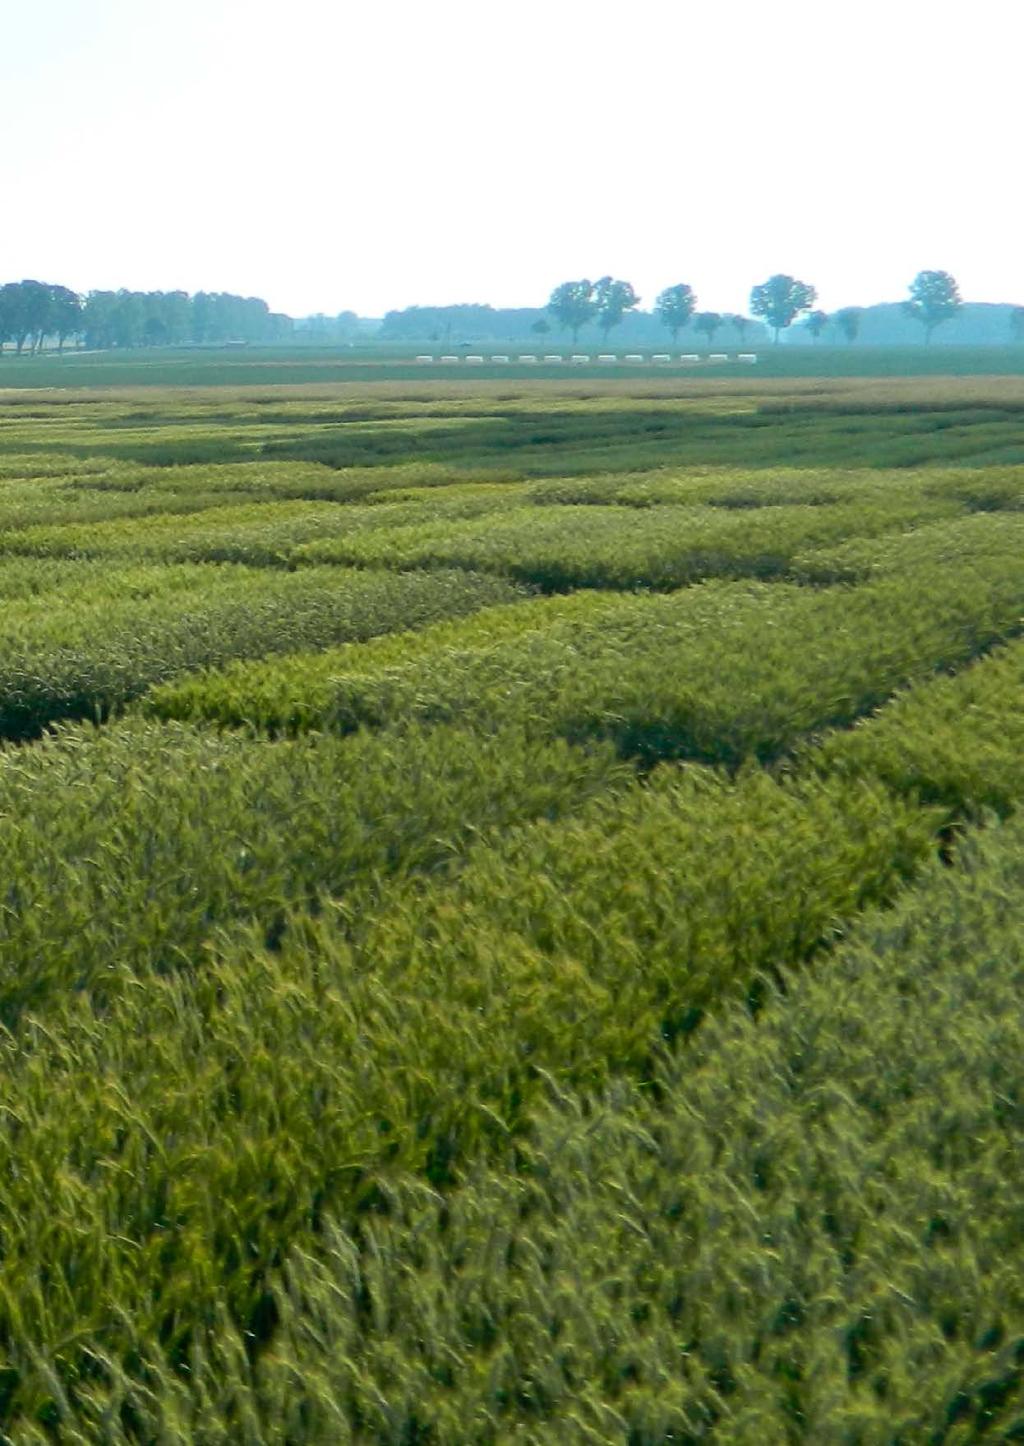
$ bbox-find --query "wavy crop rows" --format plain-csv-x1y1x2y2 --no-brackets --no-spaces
150,541,1024,766
4,383,1024,1438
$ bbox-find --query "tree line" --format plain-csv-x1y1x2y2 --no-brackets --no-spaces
0,281,292,354
546,270,1003,346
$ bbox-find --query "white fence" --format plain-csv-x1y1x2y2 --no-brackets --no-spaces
415,353,759,366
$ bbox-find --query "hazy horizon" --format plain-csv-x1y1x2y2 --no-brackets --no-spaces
4,0,1019,318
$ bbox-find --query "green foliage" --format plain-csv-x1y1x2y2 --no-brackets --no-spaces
593,276,640,339
693,310,723,345
80,813,1022,1442
290,496,960,590
0,564,523,737
654,282,697,340
5,377,1024,1439
151,557,1024,768
546,278,597,341
749,273,817,341
834,304,863,343
814,632,1024,820
792,509,1024,583
0,750,936,1429
904,269,962,341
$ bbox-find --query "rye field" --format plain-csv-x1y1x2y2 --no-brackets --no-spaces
4,371,1024,1441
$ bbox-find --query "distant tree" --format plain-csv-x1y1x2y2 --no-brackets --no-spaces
162,291,193,346
749,274,817,343
0,280,53,353
82,292,118,349
805,309,829,342
0,283,26,353
334,310,361,342
1010,307,1024,342
593,277,639,341
903,270,961,342
547,280,596,343
110,291,145,348
693,311,723,347
833,306,863,344
654,283,697,342
530,317,550,335
44,285,81,351
725,313,752,343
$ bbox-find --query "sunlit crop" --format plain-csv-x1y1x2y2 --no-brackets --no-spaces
3,377,1024,1439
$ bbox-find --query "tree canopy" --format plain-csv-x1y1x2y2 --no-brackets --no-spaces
903,271,961,342
593,277,639,340
833,307,863,344
546,280,598,343
0,280,290,354
749,274,817,343
654,284,697,342
693,312,723,345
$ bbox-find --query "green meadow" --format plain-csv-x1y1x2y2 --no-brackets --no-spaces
3,370,1024,1439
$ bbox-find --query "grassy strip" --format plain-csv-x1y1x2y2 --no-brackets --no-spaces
84,812,1024,1443
0,759,936,1431
0,565,524,738
65,459,512,503
149,556,1024,766
793,509,1024,583
528,463,972,511
141,589,636,732
0,717,625,1029
290,497,958,589
809,631,1024,819
0,500,360,565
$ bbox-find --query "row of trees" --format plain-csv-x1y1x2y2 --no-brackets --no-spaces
546,271,973,345
0,281,292,353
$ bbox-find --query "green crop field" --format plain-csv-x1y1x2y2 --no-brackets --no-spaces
4,371,1024,1440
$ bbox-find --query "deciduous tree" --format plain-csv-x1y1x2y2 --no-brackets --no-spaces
655,283,697,342
805,309,829,342
48,285,82,351
834,306,863,344
749,274,817,343
547,280,596,344
903,270,961,342
593,277,639,341
693,311,723,347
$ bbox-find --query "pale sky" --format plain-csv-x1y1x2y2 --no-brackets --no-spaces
3,0,1020,318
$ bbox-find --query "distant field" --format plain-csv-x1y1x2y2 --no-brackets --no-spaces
4,376,1024,1438
5,339,1024,387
